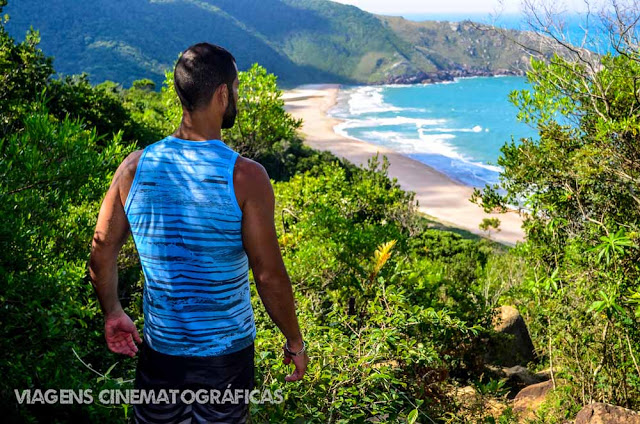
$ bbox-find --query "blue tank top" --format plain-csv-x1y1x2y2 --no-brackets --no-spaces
124,136,256,357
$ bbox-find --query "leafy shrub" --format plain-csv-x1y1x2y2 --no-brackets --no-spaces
475,49,640,413
0,102,136,422
247,159,503,422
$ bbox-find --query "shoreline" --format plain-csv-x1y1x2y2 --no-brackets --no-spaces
282,84,525,246
382,69,524,85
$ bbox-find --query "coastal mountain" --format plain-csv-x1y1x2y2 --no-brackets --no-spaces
5,0,548,87
379,17,548,83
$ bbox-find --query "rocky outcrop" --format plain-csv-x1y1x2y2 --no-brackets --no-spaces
513,380,554,420
382,68,523,85
485,305,536,367
485,364,549,395
575,403,640,424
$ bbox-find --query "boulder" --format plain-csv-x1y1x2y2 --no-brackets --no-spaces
513,380,553,420
504,366,549,385
486,305,536,367
575,403,640,424
485,364,549,396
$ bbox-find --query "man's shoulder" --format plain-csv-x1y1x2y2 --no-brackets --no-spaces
234,156,268,182
119,149,144,180
118,137,170,177
233,156,273,209
113,150,144,207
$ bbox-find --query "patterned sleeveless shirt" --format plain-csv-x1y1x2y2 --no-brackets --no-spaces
124,136,256,357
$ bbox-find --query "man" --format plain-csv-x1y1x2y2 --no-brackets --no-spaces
89,42,308,424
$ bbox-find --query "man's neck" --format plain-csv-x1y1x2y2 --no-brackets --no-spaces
173,114,222,141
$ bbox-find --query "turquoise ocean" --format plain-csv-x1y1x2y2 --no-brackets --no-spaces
329,77,535,188
329,13,611,188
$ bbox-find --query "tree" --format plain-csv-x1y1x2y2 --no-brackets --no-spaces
479,217,501,238
474,0,640,411
0,0,53,138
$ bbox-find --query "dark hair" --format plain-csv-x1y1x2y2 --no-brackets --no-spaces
173,43,237,111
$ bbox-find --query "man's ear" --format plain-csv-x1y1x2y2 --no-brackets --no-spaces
217,84,228,109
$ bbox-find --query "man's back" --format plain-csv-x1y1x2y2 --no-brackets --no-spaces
125,135,256,357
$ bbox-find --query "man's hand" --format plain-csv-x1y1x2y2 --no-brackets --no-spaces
283,342,308,382
90,151,143,357
104,310,142,357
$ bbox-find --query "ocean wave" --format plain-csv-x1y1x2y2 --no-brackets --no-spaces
409,152,502,187
339,86,427,115
416,130,503,174
339,128,501,186
335,116,446,131
347,86,401,115
357,129,502,172
420,125,485,133
333,124,367,142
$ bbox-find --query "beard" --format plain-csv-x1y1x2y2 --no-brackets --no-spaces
221,84,237,129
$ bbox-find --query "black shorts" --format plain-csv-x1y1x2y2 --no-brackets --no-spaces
133,341,255,424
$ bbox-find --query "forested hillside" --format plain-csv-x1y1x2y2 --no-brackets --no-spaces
4,0,549,87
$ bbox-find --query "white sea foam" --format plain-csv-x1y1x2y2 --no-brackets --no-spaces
415,132,463,157
420,125,484,133
335,117,446,133
358,129,461,159
333,124,366,142
343,86,429,115
381,84,415,88
347,86,401,115
415,131,503,174
353,129,502,174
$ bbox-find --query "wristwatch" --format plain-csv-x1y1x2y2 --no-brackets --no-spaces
284,340,306,357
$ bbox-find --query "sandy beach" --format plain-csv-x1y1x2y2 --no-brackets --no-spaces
283,84,525,246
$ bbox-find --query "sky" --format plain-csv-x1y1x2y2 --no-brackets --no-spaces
330,0,589,15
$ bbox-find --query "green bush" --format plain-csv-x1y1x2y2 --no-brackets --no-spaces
475,50,640,413
246,158,506,422
0,103,136,422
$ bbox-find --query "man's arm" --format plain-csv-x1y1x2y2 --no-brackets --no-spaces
89,151,143,357
235,157,308,382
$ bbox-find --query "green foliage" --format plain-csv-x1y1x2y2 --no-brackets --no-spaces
250,159,504,422
0,16,143,421
479,218,501,234
131,78,155,91
1,7,521,422
0,103,136,422
472,378,509,397
0,14,157,146
46,75,160,144
224,64,302,158
588,229,637,266
476,50,640,413
0,21,52,138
